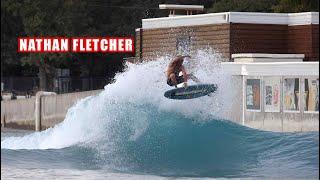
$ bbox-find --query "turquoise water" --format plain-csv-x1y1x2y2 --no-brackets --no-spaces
1,51,319,179
1,117,319,179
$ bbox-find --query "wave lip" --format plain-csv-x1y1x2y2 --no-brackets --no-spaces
1,49,319,178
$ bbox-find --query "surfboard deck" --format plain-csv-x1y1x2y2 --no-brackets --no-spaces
164,84,217,100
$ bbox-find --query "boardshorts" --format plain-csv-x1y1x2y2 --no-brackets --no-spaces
167,73,184,86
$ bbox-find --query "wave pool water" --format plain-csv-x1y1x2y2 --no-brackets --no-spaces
1,50,319,179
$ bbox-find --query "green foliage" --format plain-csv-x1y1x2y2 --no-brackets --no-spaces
272,0,319,13
209,0,280,12
2,0,319,79
18,0,90,65
1,0,24,65
209,0,318,13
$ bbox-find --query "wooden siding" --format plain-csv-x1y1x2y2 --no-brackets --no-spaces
137,24,231,60
136,22,318,62
230,23,288,59
287,24,319,61
230,23,318,61
312,25,319,61
135,32,140,58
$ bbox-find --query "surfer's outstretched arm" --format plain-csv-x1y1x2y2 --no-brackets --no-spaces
188,74,201,83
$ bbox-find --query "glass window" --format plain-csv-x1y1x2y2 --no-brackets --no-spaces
264,77,280,112
304,78,319,112
283,78,300,112
246,79,261,110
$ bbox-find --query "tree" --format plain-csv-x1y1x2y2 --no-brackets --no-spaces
209,0,279,13
11,0,90,90
1,0,24,78
272,0,319,13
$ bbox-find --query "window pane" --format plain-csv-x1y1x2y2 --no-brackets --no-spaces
264,77,280,112
304,78,319,112
283,78,299,111
246,79,260,110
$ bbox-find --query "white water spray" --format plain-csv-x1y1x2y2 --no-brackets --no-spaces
1,49,237,150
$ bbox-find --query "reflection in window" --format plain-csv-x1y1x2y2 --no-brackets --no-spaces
304,78,319,112
264,77,280,112
283,78,299,111
246,79,260,110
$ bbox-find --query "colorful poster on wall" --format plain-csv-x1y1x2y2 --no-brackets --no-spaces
283,78,299,111
264,77,280,112
246,79,260,110
304,78,319,112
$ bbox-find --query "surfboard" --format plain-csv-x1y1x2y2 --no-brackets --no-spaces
164,84,218,100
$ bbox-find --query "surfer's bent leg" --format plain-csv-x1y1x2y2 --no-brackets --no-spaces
167,73,178,86
167,73,185,87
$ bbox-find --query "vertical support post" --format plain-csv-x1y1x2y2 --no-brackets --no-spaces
299,77,304,131
280,76,283,132
242,75,246,125
261,76,264,127
35,95,41,131
35,91,56,131
1,115,5,128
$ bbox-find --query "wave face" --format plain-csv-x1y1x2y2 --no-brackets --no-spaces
1,50,319,178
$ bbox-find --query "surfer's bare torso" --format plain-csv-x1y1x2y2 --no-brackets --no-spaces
166,56,188,87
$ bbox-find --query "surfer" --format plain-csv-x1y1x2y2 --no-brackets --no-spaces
166,55,199,88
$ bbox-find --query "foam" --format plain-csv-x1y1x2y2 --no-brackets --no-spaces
1,48,235,150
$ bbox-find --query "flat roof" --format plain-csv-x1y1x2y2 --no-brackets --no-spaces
159,4,204,11
231,53,305,59
221,62,319,76
232,53,305,63
142,12,319,29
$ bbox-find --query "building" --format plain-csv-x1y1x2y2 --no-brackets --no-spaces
135,5,319,61
134,5,319,132
222,54,318,132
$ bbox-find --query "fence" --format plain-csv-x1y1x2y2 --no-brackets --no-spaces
1,77,38,94
1,89,102,130
1,77,108,95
